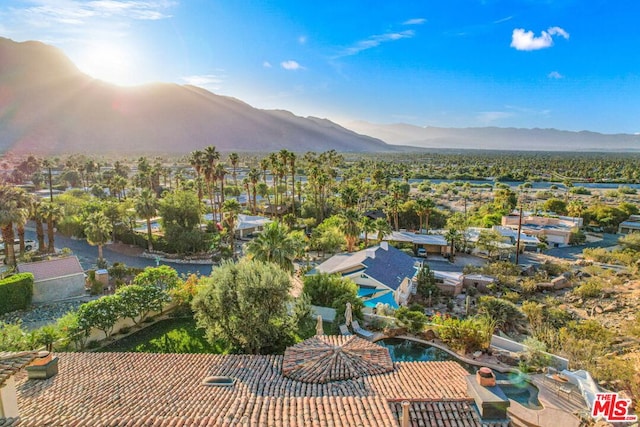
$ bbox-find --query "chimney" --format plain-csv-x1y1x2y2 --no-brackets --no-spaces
381,241,389,251
365,248,376,259
401,400,411,427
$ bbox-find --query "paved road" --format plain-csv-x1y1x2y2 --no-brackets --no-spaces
23,229,213,276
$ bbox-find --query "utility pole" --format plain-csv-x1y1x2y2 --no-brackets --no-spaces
515,205,523,265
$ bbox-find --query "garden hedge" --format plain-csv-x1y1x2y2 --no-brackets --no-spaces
0,273,34,314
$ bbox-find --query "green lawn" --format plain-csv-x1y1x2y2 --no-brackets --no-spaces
98,317,230,354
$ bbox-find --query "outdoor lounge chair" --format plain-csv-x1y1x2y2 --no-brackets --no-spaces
339,324,352,336
351,320,374,340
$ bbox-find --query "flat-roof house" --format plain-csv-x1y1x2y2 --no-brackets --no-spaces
311,242,419,309
17,256,85,304
501,215,581,247
0,335,511,426
619,215,640,234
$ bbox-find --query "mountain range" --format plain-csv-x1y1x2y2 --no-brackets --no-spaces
344,121,640,152
1,36,639,155
0,37,392,155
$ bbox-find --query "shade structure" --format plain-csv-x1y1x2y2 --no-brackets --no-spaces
316,315,324,336
345,302,353,327
282,335,394,383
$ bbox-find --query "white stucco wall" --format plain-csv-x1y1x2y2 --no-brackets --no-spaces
32,273,86,304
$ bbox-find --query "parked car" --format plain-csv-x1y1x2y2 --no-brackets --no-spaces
0,238,36,254
417,247,427,257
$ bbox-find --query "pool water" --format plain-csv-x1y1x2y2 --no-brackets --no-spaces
378,338,542,409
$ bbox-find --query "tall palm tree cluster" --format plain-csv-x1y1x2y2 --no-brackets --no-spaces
0,185,62,267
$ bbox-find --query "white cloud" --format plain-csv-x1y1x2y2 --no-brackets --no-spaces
263,61,272,68
510,26,569,51
403,18,426,25
8,0,176,26
181,74,223,90
281,60,303,70
340,30,415,57
548,71,563,79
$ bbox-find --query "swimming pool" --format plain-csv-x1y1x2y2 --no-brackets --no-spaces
378,338,542,409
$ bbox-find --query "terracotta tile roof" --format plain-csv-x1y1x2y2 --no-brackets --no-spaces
389,401,510,427
13,352,475,426
282,335,394,383
17,256,83,282
0,351,37,387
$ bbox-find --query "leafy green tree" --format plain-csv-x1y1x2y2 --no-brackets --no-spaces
116,284,170,326
311,217,345,255
475,229,504,259
415,264,439,301
0,321,36,351
192,259,295,354
77,296,121,339
133,265,180,291
84,211,113,263
543,198,567,215
159,189,206,254
302,273,364,324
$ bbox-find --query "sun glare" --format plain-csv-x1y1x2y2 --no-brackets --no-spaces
74,42,141,86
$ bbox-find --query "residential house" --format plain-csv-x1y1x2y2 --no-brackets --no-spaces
311,242,419,309
17,256,85,304
501,214,582,247
619,215,640,234
0,335,511,426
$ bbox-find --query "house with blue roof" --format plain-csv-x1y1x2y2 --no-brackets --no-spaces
310,242,419,310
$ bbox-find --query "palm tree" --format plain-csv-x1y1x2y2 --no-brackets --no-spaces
229,152,239,187
222,198,241,255
445,228,461,261
245,221,298,273
416,197,435,234
134,189,158,251
215,163,227,208
33,199,46,254
189,150,205,213
248,168,261,214
41,158,54,202
340,208,361,253
84,211,113,264
374,218,392,244
0,185,28,266
38,202,63,254
15,190,35,256
361,216,375,248
288,152,297,217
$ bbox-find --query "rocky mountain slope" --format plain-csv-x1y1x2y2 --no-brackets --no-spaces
0,37,392,155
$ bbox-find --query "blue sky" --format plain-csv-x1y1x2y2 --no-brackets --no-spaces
1,0,639,134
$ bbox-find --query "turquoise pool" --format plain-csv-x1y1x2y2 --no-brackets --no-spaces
378,338,542,409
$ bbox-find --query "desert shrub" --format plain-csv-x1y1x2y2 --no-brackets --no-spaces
573,279,603,299
395,307,428,335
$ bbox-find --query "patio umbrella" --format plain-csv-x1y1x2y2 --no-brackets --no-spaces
315,315,324,336
344,302,353,327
